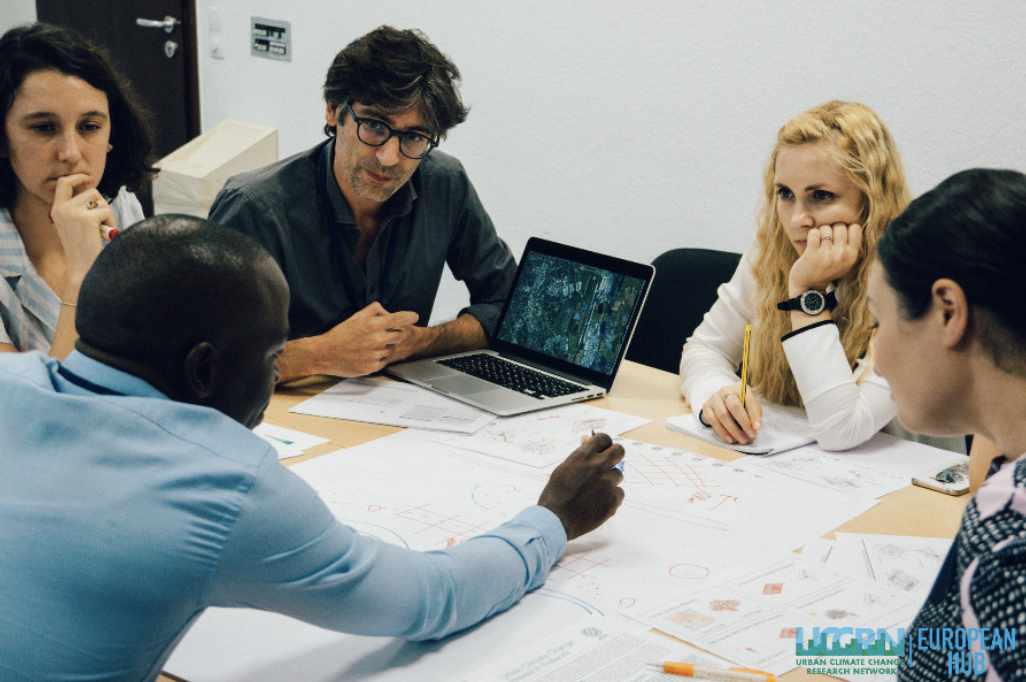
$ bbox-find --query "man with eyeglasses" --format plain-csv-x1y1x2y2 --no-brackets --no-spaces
209,26,516,382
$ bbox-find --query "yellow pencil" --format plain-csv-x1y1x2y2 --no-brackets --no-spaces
740,324,751,407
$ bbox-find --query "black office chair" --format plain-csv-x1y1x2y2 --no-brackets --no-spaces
626,248,743,374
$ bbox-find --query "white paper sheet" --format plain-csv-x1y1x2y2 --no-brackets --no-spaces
254,423,330,459
643,555,920,675
798,537,837,565
282,432,875,618
288,377,494,434
461,615,731,682
832,533,951,606
667,403,816,455
732,432,959,503
164,431,882,681
424,404,651,467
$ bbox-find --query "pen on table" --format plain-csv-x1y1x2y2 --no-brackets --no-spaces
739,323,751,408
646,662,776,682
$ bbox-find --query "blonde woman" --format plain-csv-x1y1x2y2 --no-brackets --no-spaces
680,100,961,452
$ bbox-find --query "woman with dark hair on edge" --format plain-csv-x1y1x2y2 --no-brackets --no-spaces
0,22,156,357
870,168,1026,680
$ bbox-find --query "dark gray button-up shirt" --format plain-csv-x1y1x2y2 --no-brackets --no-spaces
208,139,516,340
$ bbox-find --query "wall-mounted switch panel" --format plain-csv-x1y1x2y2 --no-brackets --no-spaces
251,17,291,61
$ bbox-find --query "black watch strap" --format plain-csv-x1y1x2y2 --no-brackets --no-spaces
777,290,837,315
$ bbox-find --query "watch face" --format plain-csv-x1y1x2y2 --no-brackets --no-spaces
799,290,826,315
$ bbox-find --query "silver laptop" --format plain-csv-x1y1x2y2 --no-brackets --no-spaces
386,237,654,416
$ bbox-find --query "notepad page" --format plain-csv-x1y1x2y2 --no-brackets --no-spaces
666,403,815,455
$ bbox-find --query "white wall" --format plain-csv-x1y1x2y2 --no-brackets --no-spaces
27,1,1026,322
1,0,37,32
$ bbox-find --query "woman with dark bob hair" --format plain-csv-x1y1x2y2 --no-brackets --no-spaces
869,168,1026,680
0,22,156,357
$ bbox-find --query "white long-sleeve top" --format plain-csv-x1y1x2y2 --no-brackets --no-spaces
679,248,963,453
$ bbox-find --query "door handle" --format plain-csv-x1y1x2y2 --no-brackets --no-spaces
136,16,179,34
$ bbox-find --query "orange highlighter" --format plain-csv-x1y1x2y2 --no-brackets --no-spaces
648,662,776,682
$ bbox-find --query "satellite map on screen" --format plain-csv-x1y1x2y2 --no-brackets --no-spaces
497,251,645,374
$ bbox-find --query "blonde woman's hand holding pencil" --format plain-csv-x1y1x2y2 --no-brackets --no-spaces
700,380,763,445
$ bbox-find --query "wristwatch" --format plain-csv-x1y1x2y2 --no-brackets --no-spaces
777,290,837,315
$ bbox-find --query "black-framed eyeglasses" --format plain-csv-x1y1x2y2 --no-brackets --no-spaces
345,104,438,160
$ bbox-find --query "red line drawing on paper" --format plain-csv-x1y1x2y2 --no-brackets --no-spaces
620,597,639,608
394,504,491,548
669,563,711,580
552,552,613,580
668,611,714,630
625,450,719,488
712,495,738,510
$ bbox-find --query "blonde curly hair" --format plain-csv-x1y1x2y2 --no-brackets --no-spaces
749,101,910,405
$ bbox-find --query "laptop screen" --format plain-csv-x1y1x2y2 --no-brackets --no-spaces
494,244,650,383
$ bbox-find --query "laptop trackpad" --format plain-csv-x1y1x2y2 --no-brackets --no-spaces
431,375,504,397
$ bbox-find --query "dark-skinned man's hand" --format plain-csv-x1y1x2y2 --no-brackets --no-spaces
537,433,625,541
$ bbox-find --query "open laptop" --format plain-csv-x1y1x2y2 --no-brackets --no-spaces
386,237,654,416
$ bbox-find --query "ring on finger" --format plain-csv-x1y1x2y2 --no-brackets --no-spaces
821,234,833,241
86,200,99,210
722,392,732,401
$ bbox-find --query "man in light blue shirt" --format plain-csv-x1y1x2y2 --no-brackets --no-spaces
0,215,626,682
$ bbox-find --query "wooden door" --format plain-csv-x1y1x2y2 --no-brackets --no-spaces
36,0,201,214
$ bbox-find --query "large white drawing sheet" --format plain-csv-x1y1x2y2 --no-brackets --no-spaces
288,432,876,618
165,432,880,681
424,404,651,467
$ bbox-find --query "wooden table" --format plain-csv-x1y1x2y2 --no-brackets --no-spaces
160,361,969,682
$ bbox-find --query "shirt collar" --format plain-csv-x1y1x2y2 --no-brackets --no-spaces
323,138,418,225
0,208,31,279
60,350,170,401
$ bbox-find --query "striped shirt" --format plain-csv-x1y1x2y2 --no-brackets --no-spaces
0,190,144,352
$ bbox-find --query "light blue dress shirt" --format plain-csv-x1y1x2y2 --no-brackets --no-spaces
0,351,566,682
0,190,145,351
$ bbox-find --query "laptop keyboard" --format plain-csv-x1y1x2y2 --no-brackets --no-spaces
438,354,586,399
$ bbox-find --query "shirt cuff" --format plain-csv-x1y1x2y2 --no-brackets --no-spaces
780,319,836,343
492,505,567,588
686,377,735,416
